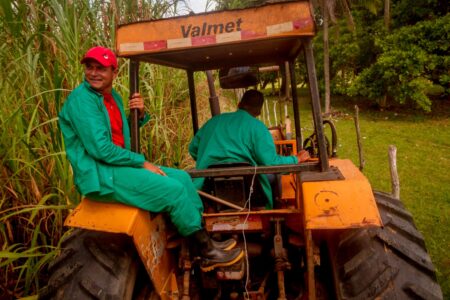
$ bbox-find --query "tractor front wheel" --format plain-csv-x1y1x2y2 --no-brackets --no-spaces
328,191,443,300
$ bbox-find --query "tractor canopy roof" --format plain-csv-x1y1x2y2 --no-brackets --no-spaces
115,1,316,71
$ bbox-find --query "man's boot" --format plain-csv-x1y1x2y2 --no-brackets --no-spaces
192,229,244,272
211,238,237,251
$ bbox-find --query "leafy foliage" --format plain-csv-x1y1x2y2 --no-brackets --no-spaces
311,1,448,111
213,0,266,10
348,14,450,111
391,0,448,27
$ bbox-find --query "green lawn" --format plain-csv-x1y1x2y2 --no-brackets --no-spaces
263,89,450,297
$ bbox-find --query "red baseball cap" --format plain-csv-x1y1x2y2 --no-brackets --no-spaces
81,46,118,69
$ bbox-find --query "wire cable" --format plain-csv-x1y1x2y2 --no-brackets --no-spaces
242,164,257,299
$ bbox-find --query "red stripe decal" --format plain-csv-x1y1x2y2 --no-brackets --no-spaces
144,40,167,51
241,30,266,40
192,35,216,46
293,18,312,29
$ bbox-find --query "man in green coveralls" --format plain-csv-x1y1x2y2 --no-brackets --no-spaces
58,46,243,271
189,89,310,208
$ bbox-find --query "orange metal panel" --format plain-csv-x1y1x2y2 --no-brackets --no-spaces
65,198,141,234
131,210,178,299
65,199,178,299
276,139,297,204
116,1,314,56
274,139,297,153
281,174,296,201
274,139,298,157
302,159,382,229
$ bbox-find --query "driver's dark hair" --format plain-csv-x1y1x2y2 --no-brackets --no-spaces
239,89,264,109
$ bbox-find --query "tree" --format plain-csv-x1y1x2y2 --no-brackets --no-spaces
320,0,337,115
348,14,450,111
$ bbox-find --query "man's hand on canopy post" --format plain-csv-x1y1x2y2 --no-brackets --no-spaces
129,92,145,119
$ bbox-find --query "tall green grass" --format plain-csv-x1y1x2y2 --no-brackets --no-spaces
0,0,190,297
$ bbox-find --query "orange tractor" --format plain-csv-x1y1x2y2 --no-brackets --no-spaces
41,1,443,299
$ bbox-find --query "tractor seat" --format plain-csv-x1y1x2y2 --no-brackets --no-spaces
202,162,267,211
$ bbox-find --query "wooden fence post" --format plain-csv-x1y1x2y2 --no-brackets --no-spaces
354,105,365,171
389,145,400,199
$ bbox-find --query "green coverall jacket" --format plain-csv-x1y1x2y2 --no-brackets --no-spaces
189,109,298,208
58,80,149,196
59,81,203,236
59,80,203,236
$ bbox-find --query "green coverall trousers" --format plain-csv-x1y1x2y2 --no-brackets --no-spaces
87,166,203,236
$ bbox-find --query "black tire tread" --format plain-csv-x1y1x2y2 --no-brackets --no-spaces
39,230,137,300
84,236,120,277
331,191,443,300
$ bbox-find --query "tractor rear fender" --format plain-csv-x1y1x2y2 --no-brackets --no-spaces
302,159,383,229
64,199,178,299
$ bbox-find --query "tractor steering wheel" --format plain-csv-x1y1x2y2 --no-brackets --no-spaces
302,119,337,158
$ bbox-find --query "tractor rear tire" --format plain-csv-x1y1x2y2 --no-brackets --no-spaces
329,191,443,300
39,229,153,300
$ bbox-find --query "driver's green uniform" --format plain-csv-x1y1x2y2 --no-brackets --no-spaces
59,80,203,236
189,109,298,208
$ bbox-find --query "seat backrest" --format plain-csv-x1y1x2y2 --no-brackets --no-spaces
202,162,267,210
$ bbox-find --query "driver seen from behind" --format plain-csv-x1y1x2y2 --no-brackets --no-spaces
189,89,310,208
